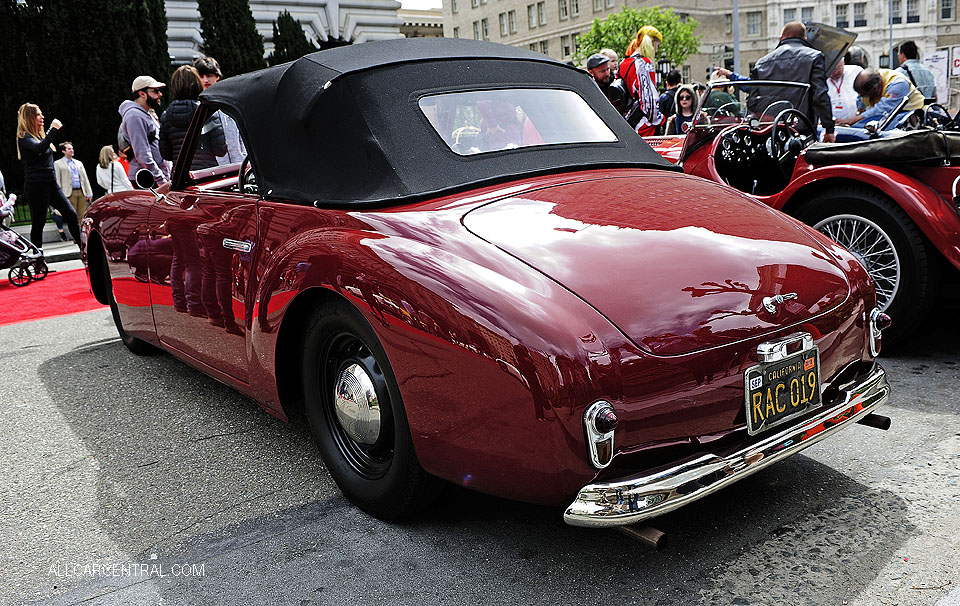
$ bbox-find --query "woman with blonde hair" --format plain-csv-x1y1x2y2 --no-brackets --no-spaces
96,145,133,194
16,103,81,247
618,25,664,136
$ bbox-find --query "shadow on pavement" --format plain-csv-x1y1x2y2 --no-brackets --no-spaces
35,339,913,605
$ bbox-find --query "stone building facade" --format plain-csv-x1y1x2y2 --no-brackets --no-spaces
165,0,404,64
400,7,444,37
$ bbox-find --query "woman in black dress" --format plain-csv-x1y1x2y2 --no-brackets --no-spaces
16,103,81,247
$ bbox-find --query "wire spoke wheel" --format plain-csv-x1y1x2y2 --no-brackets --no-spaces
814,214,900,309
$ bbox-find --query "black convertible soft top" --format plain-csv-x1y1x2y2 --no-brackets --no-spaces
200,38,676,207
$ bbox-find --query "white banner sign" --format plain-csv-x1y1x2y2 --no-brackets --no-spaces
924,49,949,104
951,46,960,76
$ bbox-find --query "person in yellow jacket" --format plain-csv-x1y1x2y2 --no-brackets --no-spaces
837,67,924,129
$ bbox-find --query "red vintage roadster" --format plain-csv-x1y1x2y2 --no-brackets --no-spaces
81,39,890,529
645,79,960,346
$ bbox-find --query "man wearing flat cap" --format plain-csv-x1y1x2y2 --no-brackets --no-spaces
119,75,170,184
586,53,630,115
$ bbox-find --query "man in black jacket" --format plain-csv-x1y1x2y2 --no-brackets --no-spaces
751,22,836,143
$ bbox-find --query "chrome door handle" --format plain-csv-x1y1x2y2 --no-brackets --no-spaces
222,238,252,253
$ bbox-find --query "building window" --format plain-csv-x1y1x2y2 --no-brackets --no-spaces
907,0,920,22
499,12,508,35
606,0,614,8
472,0,478,8
472,20,480,39
801,6,813,22
561,34,570,56
540,40,549,54
481,0,487,5
452,0,458,13
943,0,955,19
593,0,602,11
725,13,732,34
559,0,568,20
529,43,538,51
570,0,579,16
746,11,761,35
854,2,866,26
528,4,536,27
537,1,546,25
891,0,902,23
453,26,460,37
836,4,848,28
481,17,489,39
508,10,517,33
783,7,796,24
573,32,580,53
682,65,691,82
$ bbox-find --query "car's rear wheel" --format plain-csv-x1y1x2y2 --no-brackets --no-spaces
796,187,940,346
301,301,441,520
97,245,159,355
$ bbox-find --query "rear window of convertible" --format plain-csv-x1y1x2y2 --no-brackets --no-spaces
418,88,618,156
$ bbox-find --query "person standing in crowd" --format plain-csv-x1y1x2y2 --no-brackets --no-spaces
838,67,925,128
96,145,133,194
599,48,619,71
618,25,664,136
15,103,81,247
750,22,835,142
664,84,698,135
658,69,683,119
827,57,863,123
53,142,93,220
896,40,936,101
193,56,247,165
119,75,170,184
586,53,629,115
159,65,226,170
845,46,869,68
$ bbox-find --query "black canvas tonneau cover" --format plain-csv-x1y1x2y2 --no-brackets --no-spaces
805,129,960,167
200,38,676,207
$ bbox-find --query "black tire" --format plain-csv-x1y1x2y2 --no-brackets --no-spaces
32,260,48,281
9,265,32,287
301,301,441,520
98,246,159,355
795,186,940,346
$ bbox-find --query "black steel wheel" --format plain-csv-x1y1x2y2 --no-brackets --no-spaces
98,245,159,355
9,265,31,287
796,186,940,346
301,301,441,520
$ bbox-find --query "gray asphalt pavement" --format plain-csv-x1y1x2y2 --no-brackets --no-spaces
1,266,958,606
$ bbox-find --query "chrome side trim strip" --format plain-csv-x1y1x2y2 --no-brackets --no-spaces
564,364,890,527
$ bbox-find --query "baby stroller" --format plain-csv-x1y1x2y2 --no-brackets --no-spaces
0,195,48,287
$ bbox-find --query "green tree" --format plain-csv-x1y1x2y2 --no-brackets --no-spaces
575,7,702,67
267,10,317,66
198,0,266,77
0,0,170,199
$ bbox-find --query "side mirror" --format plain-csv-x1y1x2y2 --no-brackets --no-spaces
135,169,157,190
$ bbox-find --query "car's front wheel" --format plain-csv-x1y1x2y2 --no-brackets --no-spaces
97,244,159,355
796,186,940,346
301,301,441,520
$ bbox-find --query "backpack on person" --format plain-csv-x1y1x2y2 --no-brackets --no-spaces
117,126,134,161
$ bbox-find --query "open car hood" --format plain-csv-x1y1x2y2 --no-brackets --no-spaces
805,22,856,76
463,172,852,356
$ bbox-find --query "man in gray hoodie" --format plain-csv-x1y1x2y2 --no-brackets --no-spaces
119,75,170,184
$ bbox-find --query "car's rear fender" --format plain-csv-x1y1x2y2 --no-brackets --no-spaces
249,224,630,505
779,163,960,271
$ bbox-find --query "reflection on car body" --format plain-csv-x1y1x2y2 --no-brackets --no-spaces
80,38,891,531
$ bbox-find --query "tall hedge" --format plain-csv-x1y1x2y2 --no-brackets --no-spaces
0,0,169,197
198,0,266,77
267,10,317,66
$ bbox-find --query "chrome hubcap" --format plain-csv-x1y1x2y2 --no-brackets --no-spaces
814,214,899,311
334,363,381,445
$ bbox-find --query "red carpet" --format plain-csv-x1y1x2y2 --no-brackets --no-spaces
0,268,104,326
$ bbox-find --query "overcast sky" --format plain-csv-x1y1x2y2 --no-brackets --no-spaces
400,0,441,9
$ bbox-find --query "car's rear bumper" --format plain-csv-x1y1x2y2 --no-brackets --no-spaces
564,362,889,527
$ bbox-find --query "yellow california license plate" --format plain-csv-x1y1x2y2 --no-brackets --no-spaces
744,349,821,435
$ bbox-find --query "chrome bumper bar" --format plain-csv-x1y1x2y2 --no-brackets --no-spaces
564,363,890,527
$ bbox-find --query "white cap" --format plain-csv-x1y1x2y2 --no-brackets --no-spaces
131,75,165,92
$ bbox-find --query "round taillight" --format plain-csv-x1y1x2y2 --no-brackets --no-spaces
872,310,892,332
594,406,619,434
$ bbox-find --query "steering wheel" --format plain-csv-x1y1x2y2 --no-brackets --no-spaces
238,155,258,194
770,109,817,177
923,104,953,129
711,102,740,120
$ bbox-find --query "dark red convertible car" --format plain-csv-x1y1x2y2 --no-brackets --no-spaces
81,39,891,529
